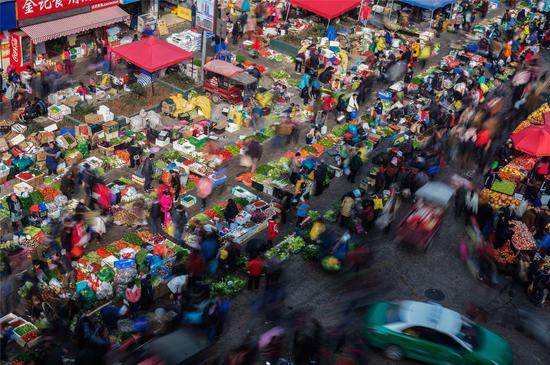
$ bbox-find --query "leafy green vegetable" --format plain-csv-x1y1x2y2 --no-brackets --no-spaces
303,244,320,261
323,210,337,223
192,213,211,225
233,197,250,207
122,232,146,246
302,145,318,154
209,275,246,296
29,191,44,205
225,144,241,156
308,210,321,221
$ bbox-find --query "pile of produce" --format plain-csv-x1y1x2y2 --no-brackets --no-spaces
512,120,533,134
270,70,290,81
113,209,138,225
493,241,517,265
209,275,246,296
266,235,306,261
480,189,521,208
507,155,538,171
527,103,549,124
321,256,341,272
303,244,320,261
510,220,537,250
497,166,525,183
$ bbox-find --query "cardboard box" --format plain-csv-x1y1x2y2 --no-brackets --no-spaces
63,133,77,149
11,123,27,134
35,161,46,171
26,133,39,146
64,95,81,108
55,135,69,149
64,151,83,166
85,113,103,125
36,151,47,162
75,124,92,140
39,131,55,144
103,121,118,134
8,133,25,147
0,138,8,153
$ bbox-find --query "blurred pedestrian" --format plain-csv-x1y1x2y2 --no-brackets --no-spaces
247,255,264,290
149,198,162,234
160,190,173,227
197,176,214,209
267,215,279,247
141,153,155,191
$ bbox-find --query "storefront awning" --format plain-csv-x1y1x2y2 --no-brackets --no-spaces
21,6,130,44
111,36,194,72
290,0,361,20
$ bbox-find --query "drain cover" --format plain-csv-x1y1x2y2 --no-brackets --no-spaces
424,289,445,301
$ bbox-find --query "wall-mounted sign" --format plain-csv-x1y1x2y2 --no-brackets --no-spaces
196,0,215,32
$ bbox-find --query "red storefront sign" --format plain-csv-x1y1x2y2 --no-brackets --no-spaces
16,0,116,20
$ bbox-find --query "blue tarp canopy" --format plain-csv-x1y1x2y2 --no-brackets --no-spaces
398,0,455,11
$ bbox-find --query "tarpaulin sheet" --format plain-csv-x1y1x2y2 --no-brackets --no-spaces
398,0,455,11
291,0,361,20
111,36,193,72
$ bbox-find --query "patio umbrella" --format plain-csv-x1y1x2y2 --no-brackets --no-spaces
511,125,550,156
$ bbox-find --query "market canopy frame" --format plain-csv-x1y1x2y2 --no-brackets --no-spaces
111,36,194,73
290,0,362,20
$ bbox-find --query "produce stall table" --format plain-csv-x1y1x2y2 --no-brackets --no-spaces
0,313,41,348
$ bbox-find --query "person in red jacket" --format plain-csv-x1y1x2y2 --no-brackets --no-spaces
247,256,264,290
267,215,279,247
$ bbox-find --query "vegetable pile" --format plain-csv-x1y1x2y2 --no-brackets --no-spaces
209,275,246,296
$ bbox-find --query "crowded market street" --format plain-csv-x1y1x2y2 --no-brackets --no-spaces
1,0,550,364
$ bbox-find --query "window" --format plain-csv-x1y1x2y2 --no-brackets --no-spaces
402,327,464,351
385,304,402,324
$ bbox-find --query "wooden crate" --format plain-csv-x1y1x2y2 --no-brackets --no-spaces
97,145,114,156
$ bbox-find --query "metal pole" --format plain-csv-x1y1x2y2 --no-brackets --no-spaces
200,30,207,83
284,2,292,24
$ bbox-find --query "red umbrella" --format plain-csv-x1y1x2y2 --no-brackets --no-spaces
511,125,550,156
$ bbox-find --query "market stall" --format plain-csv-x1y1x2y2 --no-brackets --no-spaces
111,36,194,87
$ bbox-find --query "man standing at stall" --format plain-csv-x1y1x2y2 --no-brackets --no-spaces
142,153,155,191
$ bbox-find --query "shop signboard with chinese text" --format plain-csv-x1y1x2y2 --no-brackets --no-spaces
196,0,216,32
16,0,117,20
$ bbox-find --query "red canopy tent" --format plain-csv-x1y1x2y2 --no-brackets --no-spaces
111,36,193,72
290,0,361,20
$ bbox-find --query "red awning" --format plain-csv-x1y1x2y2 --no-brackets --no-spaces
291,0,361,20
21,7,130,44
111,37,194,72
203,60,244,78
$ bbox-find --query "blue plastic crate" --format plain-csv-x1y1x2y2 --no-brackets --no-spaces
377,90,393,101
151,265,171,281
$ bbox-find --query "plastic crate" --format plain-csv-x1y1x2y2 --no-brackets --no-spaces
180,195,197,208
211,173,227,187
